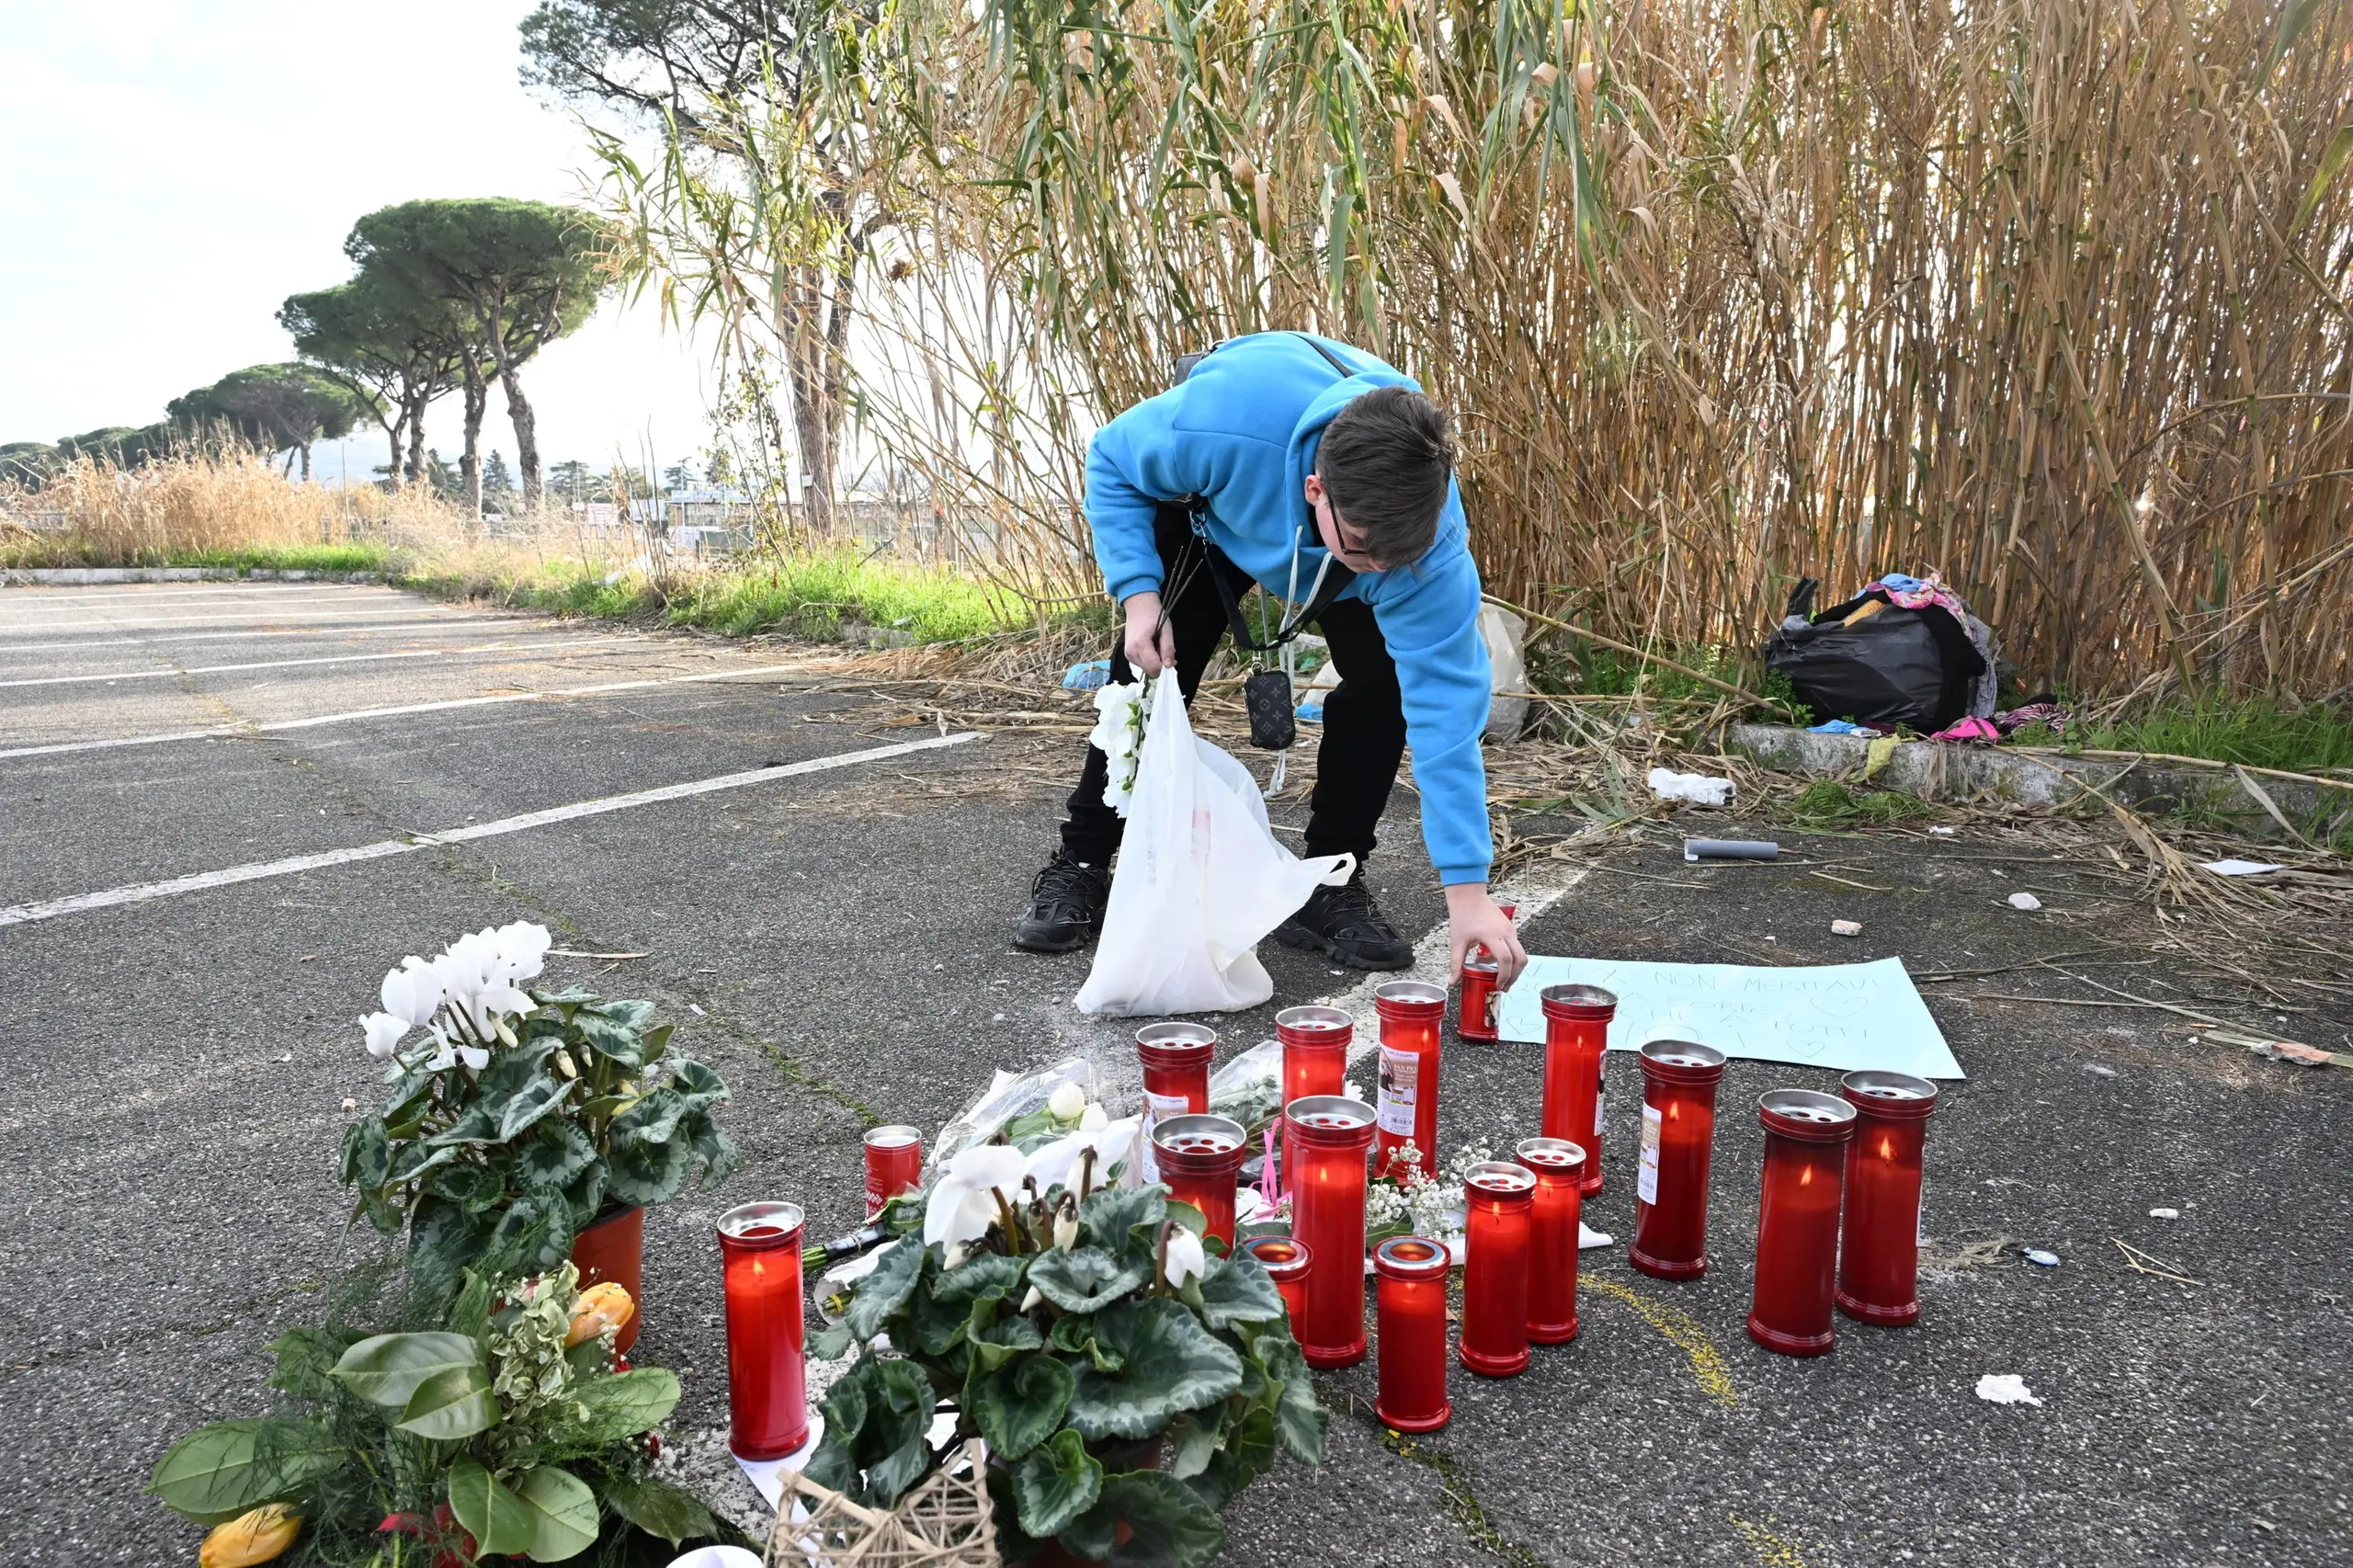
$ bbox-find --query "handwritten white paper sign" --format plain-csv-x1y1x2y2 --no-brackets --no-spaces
1494,955,1964,1080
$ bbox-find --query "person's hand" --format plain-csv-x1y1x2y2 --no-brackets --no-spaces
1122,591,1176,676
1446,883,1527,990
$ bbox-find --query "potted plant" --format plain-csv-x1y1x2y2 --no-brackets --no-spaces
149,1265,753,1565
805,1119,1328,1568
338,921,739,1347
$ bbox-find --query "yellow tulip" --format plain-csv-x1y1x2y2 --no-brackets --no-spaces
566,1281,637,1346
199,1505,300,1568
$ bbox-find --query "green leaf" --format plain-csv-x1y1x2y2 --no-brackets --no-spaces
811,1324,856,1360
602,1470,717,1546
267,1326,361,1401
388,1139,461,1184
928,1251,1025,1305
425,1160,506,1213
330,1332,483,1407
397,1363,500,1440
1065,1300,1244,1441
448,1270,496,1345
1028,1245,1149,1313
480,1189,574,1277
843,1238,926,1343
1165,1412,1219,1480
1060,1470,1225,1568
493,1070,574,1142
574,1367,681,1441
514,1119,597,1190
1049,1312,1124,1372
534,984,598,1007
1255,1327,1328,1466
2295,122,2353,233
409,1195,491,1270
667,1056,727,1109
966,1295,1045,1372
683,1113,740,1187
605,1125,690,1206
1194,1253,1287,1330
1079,1184,1166,1261
426,1102,502,1148
146,1418,344,1525
965,1349,1073,1460
446,1456,537,1556
640,1020,675,1062
592,998,658,1031
611,1086,690,1146
860,1358,939,1506
512,1464,600,1562
573,1008,646,1066
1189,1402,1277,1510
1011,1427,1101,1539
338,1118,390,1187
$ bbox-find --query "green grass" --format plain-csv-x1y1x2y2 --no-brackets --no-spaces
1784,780,1933,827
2023,695,2353,777
0,538,391,574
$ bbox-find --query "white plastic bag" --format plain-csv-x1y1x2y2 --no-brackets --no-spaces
1075,676,1353,1016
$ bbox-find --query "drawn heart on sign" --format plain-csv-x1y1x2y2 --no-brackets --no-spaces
1811,994,1871,1020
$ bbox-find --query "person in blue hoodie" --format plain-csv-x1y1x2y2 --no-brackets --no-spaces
1014,332,1526,987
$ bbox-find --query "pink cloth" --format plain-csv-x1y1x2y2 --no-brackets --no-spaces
1931,716,2001,744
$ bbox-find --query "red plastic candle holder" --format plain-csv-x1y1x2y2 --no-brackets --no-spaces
1539,984,1618,1196
1746,1090,1858,1357
1515,1136,1585,1344
1152,1113,1247,1247
1240,1235,1313,1327
1373,981,1446,1180
1277,1006,1352,1187
1837,1070,1939,1326
1374,1236,1454,1432
1460,1161,1537,1377
1284,1094,1377,1368
1136,1021,1216,1184
717,1201,810,1460
1456,953,1502,1042
863,1124,923,1220
1630,1040,1727,1280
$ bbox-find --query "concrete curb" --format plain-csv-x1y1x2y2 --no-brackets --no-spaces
1723,722,2346,840
0,567,388,585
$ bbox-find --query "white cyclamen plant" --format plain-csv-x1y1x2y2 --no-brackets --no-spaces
361,920,554,1071
1089,676,1149,815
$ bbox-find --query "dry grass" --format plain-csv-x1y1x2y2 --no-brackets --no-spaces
851,0,2353,699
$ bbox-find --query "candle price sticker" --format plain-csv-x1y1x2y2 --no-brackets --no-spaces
1594,1069,1607,1137
1138,1090,1190,1184
1376,1045,1419,1136
1637,1103,1663,1205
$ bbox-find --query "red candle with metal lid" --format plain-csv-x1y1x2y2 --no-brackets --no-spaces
1285,1094,1376,1368
1277,1006,1352,1187
1460,1161,1537,1376
1746,1090,1858,1357
1374,1236,1453,1431
717,1200,810,1460
1152,1112,1247,1247
1456,952,1502,1042
1540,984,1617,1195
1836,1070,1939,1325
863,1124,923,1220
1515,1136,1585,1343
1240,1235,1313,1327
1136,1021,1216,1184
1373,981,1445,1180
1630,1040,1727,1279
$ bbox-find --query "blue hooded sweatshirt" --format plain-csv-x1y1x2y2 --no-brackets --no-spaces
1084,331,1493,886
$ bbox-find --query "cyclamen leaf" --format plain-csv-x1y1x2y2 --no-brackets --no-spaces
388,1140,460,1185
1189,1402,1278,1510
843,1238,926,1344
338,1118,390,1188
330,1332,483,1407
445,1457,536,1556
591,998,658,1031
574,1367,681,1441
426,1103,502,1148
480,1190,574,1277
493,1071,574,1142
966,1297,1045,1372
1011,1427,1101,1539
860,1359,938,1506
1065,1300,1244,1440
1027,1245,1147,1313
1048,1312,1124,1372
396,1363,500,1440
601,1470,717,1546
684,1114,740,1187
1254,1327,1329,1466
666,1056,727,1109
928,1252,1025,1305
514,1119,597,1190
1165,1413,1219,1480
425,1161,505,1214
512,1464,600,1562
611,1087,690,1146
965,1349,1073,1461
604,1130,690,1207
1059,1470,1226,1568
1078,1184,1166,1260
1193,1254,1287,1330
572,1009,645,1066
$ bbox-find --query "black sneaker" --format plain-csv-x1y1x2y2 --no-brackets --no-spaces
1275,869,1413,970
1014,851,1110,953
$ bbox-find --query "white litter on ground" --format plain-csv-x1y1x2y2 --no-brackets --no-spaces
2006,891,2044,911
1976,1374,2044,1407
1647,767,1734,806
2149,1208,2180,1220
2201,858,2286,877
1830,918,1862,937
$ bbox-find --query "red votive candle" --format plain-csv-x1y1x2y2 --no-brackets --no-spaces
863,1124,923,1220
1285,1094,1376,1368
1747,1090,1858,1357
717,1201,809,1460
1373,981,1446,1180
1277,1006,1352,1187
1540,984,1618,1196
1152,1113,1247,1247
1374,1236,1453,1431
1456,952,1502,1042
1136,1021,1216,1185
1837,1070,1939,1325
1515,1136,1585,1344
1460,1161,1537,1377
1631,1040,1727,1280
1240,1235,1313,1327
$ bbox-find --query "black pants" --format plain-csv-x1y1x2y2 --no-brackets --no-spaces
1062,502,1406,869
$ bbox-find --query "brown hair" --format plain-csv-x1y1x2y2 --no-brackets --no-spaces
1314,385,1454,567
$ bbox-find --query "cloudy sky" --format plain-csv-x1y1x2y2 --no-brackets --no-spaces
0,1,717,484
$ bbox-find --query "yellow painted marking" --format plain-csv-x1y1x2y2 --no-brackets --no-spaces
1584,1277,1739,1407
1729,1514,1812,1567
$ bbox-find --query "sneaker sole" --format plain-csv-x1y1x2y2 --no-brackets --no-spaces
1012,922,1101,955
1273,919,1413,971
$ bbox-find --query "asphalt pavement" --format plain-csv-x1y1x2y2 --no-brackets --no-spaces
0,581,2345,1567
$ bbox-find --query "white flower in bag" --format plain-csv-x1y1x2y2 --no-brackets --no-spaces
1088,677,1148,814
1024,1115,1141,1194
925,1145,1029,1248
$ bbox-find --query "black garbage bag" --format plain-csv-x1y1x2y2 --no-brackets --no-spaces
1763,580,1986,733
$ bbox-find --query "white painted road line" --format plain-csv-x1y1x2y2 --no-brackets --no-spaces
0,619,537,656
0,635,639,690
0,731,981,928
1,606,496,633
0,663,811,760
